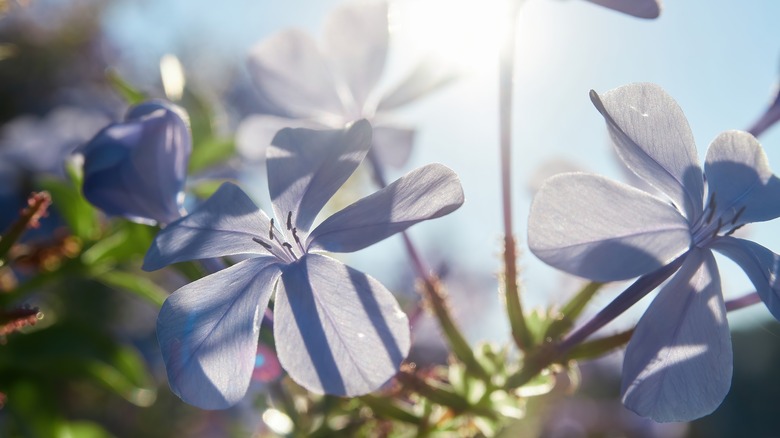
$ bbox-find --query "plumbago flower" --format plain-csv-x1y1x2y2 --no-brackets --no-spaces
528,83,780,422
143,120,464,409
79,100,191,225
239,0,454,166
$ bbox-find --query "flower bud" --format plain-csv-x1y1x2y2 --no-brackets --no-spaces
79,100,191,225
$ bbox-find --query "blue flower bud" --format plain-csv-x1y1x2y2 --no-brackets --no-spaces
80,100,192,225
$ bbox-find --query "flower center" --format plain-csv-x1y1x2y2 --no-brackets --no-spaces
251,210,305,263
691,193,746,248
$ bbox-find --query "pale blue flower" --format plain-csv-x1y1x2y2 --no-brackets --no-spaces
528,83,780,422
238,0,454,166
143,120,464,409
79,100,191,225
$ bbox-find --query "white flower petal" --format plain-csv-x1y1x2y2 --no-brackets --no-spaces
376,57,457,113
528,173,691,281
308,163,463,253
711,236,780,321
274,254,410,396
236,115,324,162
247,29,344,119
622,249,731,422
157,258,282,409
267,120,371,237
591,83,704,220
371,125,415,168
322,0,389,110
143,183,274,271
704,130,780,224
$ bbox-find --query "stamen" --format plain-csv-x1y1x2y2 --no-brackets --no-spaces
711,217,723,239
269,218,275,240
282,242,298,260
292,227,305,253
704,194,717,224
731,206,746,225
286,211,292,230
252,237,273,250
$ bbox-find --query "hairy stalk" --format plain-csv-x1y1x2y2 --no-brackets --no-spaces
366,148,488,380
499,0,533,351
0,192,52,267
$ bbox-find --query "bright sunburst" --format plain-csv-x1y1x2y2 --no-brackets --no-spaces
389,0,508,74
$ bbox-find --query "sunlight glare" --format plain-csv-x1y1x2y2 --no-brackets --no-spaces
390,0,508,75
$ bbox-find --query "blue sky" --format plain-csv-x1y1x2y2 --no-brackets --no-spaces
103,0,780,334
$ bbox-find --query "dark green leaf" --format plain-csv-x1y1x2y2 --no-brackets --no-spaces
39,177,99,240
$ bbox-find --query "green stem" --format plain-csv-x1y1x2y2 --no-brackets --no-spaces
359,395,423,426
543,282,603,341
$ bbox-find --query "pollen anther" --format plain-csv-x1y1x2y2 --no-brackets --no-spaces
252,237,273,250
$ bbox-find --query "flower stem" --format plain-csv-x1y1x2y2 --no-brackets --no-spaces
366,148,489,380
725,292,761,312
0,192,52,267
505,255,686,389
499,0,533,352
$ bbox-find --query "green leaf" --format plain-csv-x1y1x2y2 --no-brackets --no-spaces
81,222,156,266
544,282,603,341
39,177,100,240
57,421,116,438
359,395,423,426
189,138,235,174
512,367,555,398
106,69,146,105
91,269,167,307
189,179,230,200
564,329,633,361
0,322,157,406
